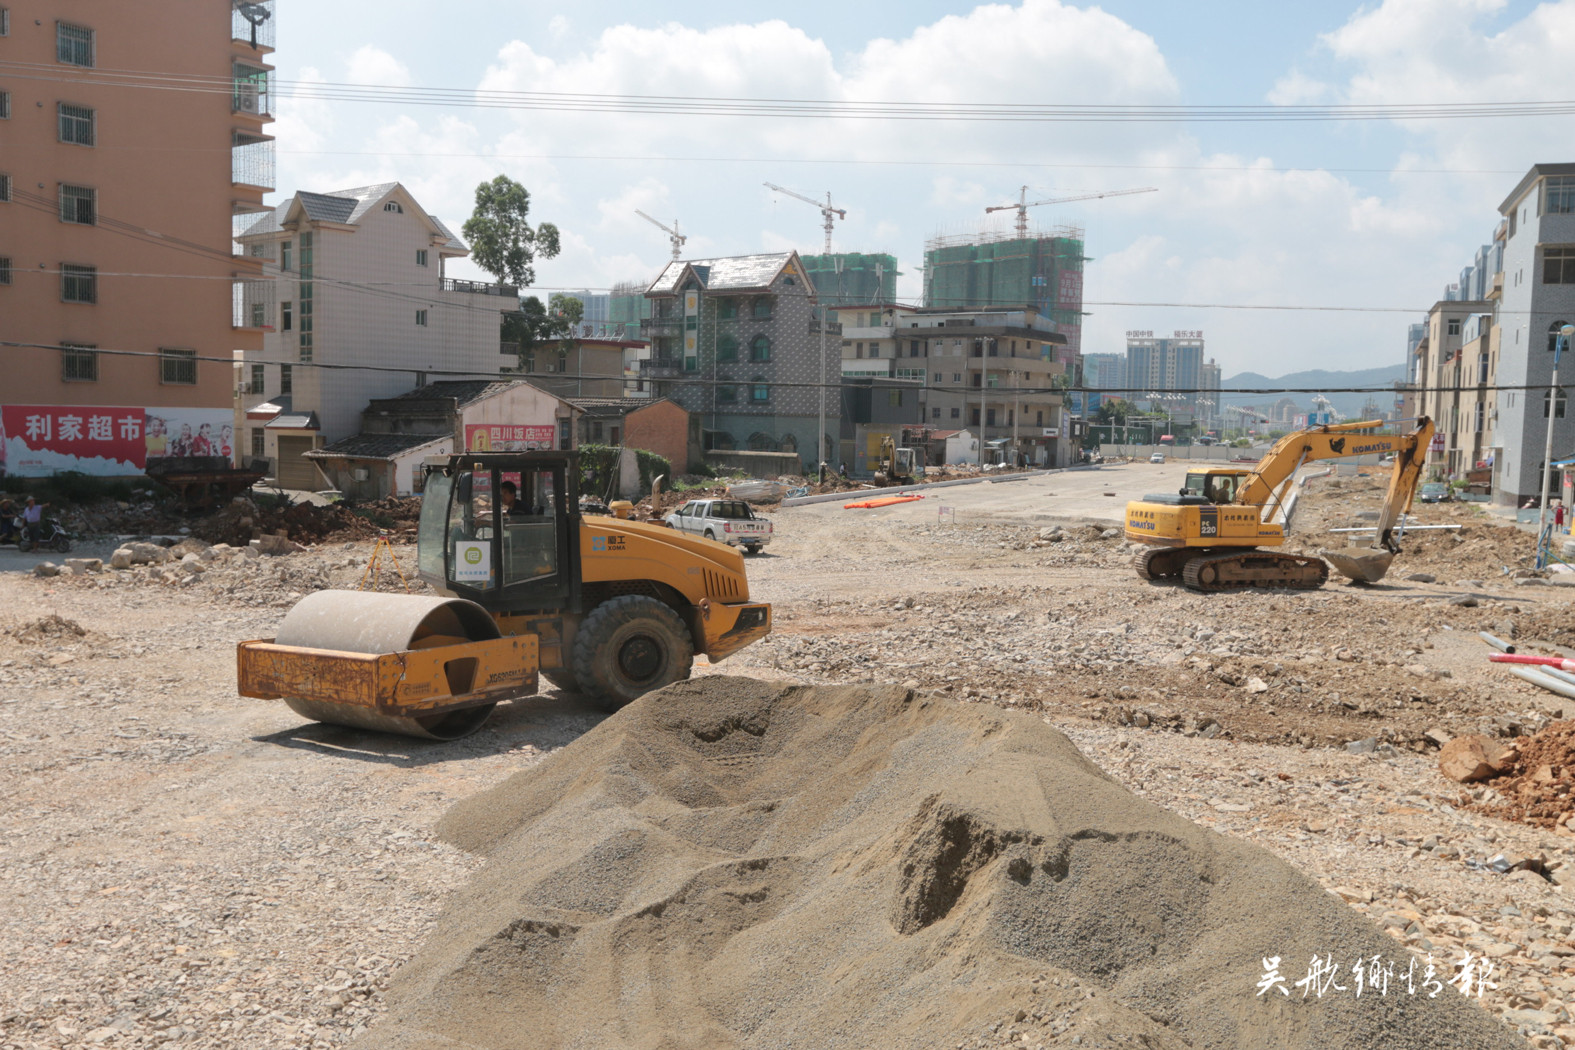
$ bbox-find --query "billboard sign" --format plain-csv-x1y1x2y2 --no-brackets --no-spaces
1,405,235,477
463,424,557,452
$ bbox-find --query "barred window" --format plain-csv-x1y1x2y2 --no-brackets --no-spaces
250,364,264,394
251,428,265,458
59,184,95,225
0,173,10,202
0,91,9,120
0,8,8,36
0,255,10,285
1545,247,1575,285
58,103,93,145
57,22,94,67
61,343,97,382
159,347,196,385
61,263,96,303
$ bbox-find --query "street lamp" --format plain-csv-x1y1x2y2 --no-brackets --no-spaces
1537,323,1574,540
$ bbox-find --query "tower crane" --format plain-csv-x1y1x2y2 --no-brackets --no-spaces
763,183,845,254
986,186,1158,238
635,210,687,261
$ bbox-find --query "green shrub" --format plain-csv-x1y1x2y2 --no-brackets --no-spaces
577,444,672,501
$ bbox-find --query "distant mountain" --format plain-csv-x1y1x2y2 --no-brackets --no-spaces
1218,364,1407,420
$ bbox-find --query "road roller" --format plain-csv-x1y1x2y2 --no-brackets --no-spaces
236,451,772,739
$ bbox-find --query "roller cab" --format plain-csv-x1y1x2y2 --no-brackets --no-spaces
238,451,773,739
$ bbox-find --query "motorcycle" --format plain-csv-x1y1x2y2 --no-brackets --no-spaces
15,516,72,554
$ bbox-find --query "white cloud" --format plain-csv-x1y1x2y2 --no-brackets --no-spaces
345,45,412,87
1267,70,1332,105
547,15,570,41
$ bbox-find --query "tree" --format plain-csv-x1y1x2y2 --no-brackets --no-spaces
508,294,584,373
462,175,560,288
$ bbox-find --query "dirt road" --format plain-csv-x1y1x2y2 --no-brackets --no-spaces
0,465,1571,1048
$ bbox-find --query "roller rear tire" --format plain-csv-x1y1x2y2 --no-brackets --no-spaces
571,595,694,714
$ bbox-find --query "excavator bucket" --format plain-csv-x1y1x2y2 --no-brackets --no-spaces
1320,547,1395,584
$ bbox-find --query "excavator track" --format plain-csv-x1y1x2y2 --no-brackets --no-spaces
1180,549,1329,593
1134,547,1189,581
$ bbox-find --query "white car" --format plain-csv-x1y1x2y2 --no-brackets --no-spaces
664,498,773,554
1150,452,1166,464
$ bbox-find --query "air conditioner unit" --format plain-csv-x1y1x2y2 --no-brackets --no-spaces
352,467,370,482
235,86,260,114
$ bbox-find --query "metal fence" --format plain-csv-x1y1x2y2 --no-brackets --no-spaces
231,0,276,51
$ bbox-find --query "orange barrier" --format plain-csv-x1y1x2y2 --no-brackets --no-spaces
844,495,924,509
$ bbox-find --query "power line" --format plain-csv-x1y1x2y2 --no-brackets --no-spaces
5,60,1575,123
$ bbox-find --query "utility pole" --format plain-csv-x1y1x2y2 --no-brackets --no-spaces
977,338,993,466
817,298,827,474
1538,325,1573,543
1012,370,1020,465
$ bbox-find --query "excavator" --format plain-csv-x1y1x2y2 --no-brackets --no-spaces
235,451,771,739
1124,417,1434,592
873,435,922,487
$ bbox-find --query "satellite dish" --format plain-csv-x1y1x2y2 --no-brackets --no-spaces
236,2,271,48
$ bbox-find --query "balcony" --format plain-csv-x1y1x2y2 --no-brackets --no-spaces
1487,271,1504,302
233,64,271,119
231,131,275,192
640,316,683,335
441,277,518,298
231,0,276,52
232,279,273,330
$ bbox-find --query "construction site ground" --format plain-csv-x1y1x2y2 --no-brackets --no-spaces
2,459,1574,1047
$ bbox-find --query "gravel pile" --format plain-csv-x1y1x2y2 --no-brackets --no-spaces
359,678,1525,1050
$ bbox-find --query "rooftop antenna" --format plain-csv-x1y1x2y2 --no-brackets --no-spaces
985,186,1158,238
635,210,687,260
763,182,846,254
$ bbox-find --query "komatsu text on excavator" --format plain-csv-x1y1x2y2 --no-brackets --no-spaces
236,451,771,739
1124,417,1434,593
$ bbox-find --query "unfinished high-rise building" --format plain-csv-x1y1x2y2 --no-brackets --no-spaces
798,253,899,308
922,227,1085,356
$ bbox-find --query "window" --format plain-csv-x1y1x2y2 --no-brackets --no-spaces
416,249,428,267
750,335,771,362
160,347,197,386
298,232,313,362
1546,389,1568,419
910,340,920,357
932,407,941,419
855,342,863,359
58,103,93,145
57,22,94,67
0,256,10,285
888,390,903,407
1549,321,1572,353
61,264,96,303
248,242,265,258
0,8,7,36
1545,247,1575,285
684,354,698,372
971,408,981,426
752,297,773,319
383,201,402,213
1478,351,1490,383
281,240,292,271
0,91,8,120
751,377,769,402
717,384,736,402
249,301,266,327
250,363,264,394
716,335,738,362
251,428,265,458
950,407,960,419
1446,318,1460,336
281,301,292,331
987,409,997,426
60,343,96,382
869,343,880,358
1475,402,1486,433
1549,176,1575,215
416,309,428,326
58,184,95,225
0,174,10,202
717,299,738,320
280,364,292,395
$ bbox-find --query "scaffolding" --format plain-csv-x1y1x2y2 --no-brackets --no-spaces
798,252,899,307
922,225,1085,353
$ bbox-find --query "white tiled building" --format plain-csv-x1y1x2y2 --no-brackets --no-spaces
234,182,515,488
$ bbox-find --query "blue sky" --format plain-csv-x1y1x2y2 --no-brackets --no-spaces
268,0,1575,377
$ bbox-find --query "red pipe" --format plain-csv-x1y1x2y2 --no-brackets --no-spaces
1489,652,1575,672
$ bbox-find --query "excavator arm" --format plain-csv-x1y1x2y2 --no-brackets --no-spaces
1237,417,1434,550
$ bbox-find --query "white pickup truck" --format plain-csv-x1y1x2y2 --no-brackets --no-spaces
664,498,773,554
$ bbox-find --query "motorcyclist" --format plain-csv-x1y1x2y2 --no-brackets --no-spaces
21,496,47,546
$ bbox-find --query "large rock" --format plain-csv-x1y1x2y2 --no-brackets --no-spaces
358,679,1527,1050
252,533,303,556
109,548,135,570
64,558,102,574
31,562,60,577
1438,734,1515,782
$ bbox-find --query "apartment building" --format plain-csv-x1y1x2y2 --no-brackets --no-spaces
520,336,646,400
1412,298,1493,476
233,182,515,488
640,252,840,465
0,1,273,476
1492,164,1575,507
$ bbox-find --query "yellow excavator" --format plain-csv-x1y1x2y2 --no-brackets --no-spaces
873,435,921,487
1124,417,1434,592
236,451,771,739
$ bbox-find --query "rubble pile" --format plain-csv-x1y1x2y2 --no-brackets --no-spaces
189,495,421,548
1,613,88,644
1470,720,1575,831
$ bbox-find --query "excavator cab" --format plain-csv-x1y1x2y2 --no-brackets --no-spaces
1179,469,1249,504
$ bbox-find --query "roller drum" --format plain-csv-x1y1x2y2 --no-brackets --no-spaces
274,590,503,740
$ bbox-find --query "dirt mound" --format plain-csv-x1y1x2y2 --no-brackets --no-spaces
1474,719,1575,829
190,496,421,547
3,613,89,644
357,679,1522,1050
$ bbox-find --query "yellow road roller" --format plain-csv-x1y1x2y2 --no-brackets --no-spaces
236,451,771,739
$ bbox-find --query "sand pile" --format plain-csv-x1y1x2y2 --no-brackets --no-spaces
357,679,1523,1050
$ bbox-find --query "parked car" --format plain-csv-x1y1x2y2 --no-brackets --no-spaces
1149,452,1166,464
664,498,773,554
1418,482,1452,504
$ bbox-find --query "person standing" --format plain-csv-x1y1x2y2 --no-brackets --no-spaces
21,496,46,546
1556,500,1567,534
